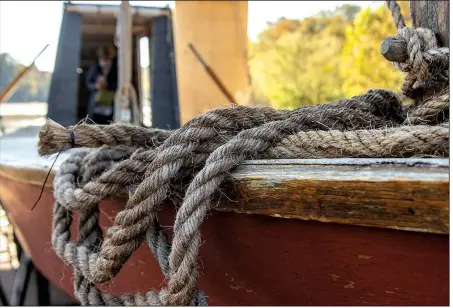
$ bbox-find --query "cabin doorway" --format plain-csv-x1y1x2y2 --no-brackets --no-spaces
76,22,143,125
46,3,179,129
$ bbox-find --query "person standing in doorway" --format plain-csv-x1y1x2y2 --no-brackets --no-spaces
85,45,118,124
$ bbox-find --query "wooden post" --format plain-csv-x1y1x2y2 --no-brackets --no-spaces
410,1,449,104
410,1,449,48
381,1,450,59
381,1,449,105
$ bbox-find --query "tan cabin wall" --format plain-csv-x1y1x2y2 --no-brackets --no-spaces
173,1,249,124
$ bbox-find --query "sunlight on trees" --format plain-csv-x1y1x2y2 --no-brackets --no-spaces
249,1,411,109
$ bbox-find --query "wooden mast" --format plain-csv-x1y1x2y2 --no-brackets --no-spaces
116,1,140,124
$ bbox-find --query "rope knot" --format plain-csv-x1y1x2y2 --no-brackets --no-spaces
391,27,448,98
384,0,449,98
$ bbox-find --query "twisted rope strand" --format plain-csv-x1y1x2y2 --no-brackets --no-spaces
405,91,449,125
385,0,405,29
89,106,291,283
161,90,410,305
39,19,449,303
384,0,449,98
266,125,448,159
39,119,173,156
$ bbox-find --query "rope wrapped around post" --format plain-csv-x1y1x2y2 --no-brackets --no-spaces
381,0,449,99
36,2,449,305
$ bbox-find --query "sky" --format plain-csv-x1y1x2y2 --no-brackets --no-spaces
0,1,375,72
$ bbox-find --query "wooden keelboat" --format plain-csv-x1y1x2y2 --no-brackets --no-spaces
0,0,449,306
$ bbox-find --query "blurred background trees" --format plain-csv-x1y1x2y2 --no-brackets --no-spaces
0,53,51,102
249,1,410,109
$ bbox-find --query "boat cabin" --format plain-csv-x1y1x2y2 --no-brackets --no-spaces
46,2,180,128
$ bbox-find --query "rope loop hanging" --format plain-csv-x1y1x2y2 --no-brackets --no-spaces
35,1,449,306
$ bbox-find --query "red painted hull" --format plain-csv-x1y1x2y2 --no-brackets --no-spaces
0,176,449,305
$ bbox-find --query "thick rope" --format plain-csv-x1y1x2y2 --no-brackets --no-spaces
90,106,290,282
405,90,449,125
43,87,448,305
36,4,450,303
384,0,449,98
38,119,173,156
266,125,448,159
386,0,406,29
91,89,405,288
48,107,288,214
45,88,402,302
53,149,208,306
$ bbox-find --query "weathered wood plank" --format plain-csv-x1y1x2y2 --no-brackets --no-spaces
0,132,449,234
219,159,448,234
411,0,449,47
0,133,449,235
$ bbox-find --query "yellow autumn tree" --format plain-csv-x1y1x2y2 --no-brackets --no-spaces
339,1,411,97
249,5,360,109
249,2,412,109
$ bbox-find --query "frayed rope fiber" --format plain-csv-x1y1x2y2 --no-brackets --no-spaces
37,1,449,305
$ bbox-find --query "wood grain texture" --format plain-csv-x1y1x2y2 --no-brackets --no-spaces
410,0,449,47
0,138,448,234
218,159,448,234
409,0,449,107
380,37,408,62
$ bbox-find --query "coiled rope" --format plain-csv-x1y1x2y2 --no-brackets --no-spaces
37,1,449,305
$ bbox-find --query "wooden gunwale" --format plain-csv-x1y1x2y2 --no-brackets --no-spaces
0,134,449,235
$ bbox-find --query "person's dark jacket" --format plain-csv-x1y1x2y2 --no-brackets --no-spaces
85,57,118,118
85,57,118,93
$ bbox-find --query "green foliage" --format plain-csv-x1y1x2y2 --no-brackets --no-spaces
0,53,52,102
339,2,409,97
249,2,411,109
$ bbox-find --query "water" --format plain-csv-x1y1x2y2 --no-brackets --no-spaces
0,102,47,136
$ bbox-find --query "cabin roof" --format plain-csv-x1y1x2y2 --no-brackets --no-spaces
66,2,168,68
65,2,169,18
